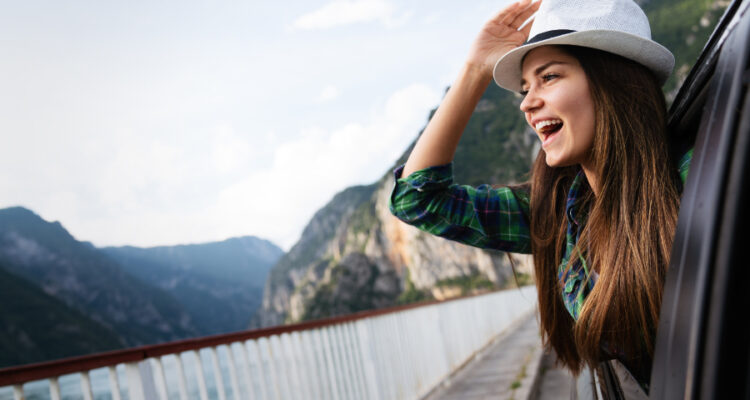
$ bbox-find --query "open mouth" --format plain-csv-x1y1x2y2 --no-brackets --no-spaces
535,119,563,144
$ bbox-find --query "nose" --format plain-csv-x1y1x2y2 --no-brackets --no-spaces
519,87,542,113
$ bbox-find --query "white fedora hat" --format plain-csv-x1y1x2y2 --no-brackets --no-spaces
493,0,675,92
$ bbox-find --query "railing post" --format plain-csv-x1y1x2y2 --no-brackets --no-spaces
121,360,160,400
152,357,169,400
266,336,283,400
348,322,368,400
12,384,22,400
289,332,310,398
268,335,289,400
342,323,363,399
190,350,210,400
238,342,258,400
321,326,341,400
392,314,408,399
175,353,190,400
141,360,160,400
80,371,94,400
328,325,347,400
247,339,269,400
279,333,300,400
224,345,242,400
311,328,329,399
49,377,62,400
336,324,355,399
380,315,396,399
359,318,382,400
400,312,416,398
107,366,122,400
382,315,397,399
401,312,417,398
209,347,227,400
125,362,146,400
300,330,322,400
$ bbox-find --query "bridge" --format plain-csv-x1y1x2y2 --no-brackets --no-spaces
0,286,565,400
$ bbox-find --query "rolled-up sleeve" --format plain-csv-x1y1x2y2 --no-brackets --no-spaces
388,163,532,254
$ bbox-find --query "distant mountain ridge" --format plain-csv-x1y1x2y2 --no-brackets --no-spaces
104,236,282,334
0,207,198,347
0,206,283,367
104,236,281,285
0,266,123,367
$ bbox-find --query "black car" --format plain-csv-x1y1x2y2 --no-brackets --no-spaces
647,0,749,398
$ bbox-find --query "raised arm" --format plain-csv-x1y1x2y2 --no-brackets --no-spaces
402,0,539,177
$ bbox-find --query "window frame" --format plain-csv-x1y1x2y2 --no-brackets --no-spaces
650,0,750,398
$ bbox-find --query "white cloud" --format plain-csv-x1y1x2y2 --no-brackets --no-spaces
207,83,441,249
292,0,399,30
19,84,440,250
210,124,254,174
0,0,490,251
315,85,341,103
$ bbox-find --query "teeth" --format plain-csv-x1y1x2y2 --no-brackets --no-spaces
535,119,562,131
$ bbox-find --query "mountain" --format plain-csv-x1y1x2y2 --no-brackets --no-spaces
0,205,284,366
253,0,729,327
0,207,198,347
0,266,123,368
255,82,537,327
645,0,731,100
103,237,282,335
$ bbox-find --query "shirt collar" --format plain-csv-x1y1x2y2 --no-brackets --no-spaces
565,170,588,226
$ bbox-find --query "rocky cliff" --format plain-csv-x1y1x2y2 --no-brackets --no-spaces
255,83,536,328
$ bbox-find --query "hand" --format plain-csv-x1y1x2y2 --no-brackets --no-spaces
467,0,541,77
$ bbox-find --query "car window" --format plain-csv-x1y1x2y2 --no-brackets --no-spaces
651,0,750,398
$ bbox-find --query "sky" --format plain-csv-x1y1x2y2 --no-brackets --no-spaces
0,0,513,250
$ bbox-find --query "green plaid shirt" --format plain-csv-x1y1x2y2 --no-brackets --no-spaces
389,149,693,320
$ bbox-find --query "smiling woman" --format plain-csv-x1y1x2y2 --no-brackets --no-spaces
388,0,689,398
519,46,595,172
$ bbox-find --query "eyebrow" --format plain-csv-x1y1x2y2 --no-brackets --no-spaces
520,61,569,87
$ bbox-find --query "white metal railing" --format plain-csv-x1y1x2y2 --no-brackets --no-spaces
0,286,537,400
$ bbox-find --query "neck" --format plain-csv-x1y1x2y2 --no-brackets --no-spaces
581,163,599,196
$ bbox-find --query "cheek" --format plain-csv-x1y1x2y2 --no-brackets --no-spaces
569,89,596,142
524,112,533,127
581,99,596,144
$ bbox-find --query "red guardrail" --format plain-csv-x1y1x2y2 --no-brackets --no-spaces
0,286,512,387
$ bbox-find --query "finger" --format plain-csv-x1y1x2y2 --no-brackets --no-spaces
491,0,528,25
519,16,535,39
501,0,534,25
510,1,541,29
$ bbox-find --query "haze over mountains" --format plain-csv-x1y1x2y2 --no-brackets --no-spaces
103,236,282,335
0,207,281,367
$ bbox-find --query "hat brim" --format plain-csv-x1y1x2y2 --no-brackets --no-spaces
492,30,675,92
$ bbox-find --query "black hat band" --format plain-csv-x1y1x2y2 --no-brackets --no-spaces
525,29,576,45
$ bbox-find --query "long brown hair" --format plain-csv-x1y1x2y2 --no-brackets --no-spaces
528,46,681,373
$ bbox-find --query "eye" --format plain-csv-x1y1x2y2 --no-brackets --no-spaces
519,89,529,96
542,73,559,82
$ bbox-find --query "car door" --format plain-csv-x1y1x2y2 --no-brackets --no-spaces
650,0,750,398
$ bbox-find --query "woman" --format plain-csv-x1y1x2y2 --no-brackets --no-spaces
389,0,692,396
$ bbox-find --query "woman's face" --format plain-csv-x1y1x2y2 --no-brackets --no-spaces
519,46,596,168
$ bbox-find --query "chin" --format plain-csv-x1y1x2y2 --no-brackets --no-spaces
543,153,575,168
543,153,563,167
